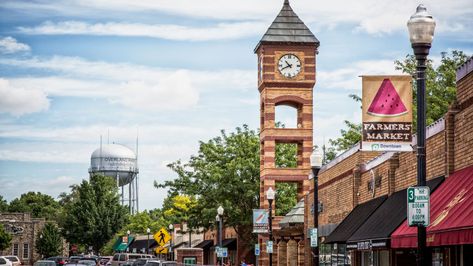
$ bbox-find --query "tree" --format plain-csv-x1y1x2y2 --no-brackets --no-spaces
395,50,469,127
61,175,128,253
0,224,12,251
35,223,62,258
0,195,8,212
121,211,167,235
328,50,469,156
8,192,61,221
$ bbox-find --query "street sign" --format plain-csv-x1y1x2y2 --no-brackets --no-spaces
255,244,260,256
154,228,171,247
266,241,273,254
407,186,430,226
155,246,168,254
309,228,318,247
217,247,228,258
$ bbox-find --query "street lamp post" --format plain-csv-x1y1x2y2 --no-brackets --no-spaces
407,5,435,266
217,206,224,266
266,187,275,266
39,234,43,259
310,150,323,266
146,228,150,254
126,230,131,253
169,224,174,261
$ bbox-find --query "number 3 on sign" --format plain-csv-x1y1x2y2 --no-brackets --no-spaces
408,188,414,202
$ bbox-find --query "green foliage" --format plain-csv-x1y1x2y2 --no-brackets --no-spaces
275,143,298,168
328,120,362,153
395,50,469,127
275,183,297,216
35,223,62,258
0,224,12,251
61,175,129,253
0,196,8,212
120,211,167,235
8,192,61,221
156,125,259,242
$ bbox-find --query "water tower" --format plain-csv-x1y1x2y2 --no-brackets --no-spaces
89,143,139,214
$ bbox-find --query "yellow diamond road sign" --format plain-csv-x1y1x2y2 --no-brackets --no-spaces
154,227,171,247
155,246,168,254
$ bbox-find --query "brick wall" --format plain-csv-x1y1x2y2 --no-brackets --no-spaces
308,58,473,248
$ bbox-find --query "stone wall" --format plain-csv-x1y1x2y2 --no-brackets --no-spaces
0,213,46,266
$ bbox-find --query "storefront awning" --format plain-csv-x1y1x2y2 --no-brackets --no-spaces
128,239,155,251
347,176,444,250
194,240,214,249
114,236,135,252
324,195,387,244
392,166,473,248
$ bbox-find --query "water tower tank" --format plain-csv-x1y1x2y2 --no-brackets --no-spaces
89,144,139,186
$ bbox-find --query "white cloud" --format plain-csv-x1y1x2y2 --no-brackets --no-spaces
5,0,473,36
0,78,50,116
0,56,254,111
0,36,31,54
317,60,403,91
18,21,267,41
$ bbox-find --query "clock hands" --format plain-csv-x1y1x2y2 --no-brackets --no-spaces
280,61,293,71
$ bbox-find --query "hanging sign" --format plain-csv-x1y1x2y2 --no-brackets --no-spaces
309,228,318,247
253,209,269,233
361,75,413,152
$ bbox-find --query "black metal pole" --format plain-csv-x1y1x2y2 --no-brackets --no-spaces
219,215,223,266
312,166,320,266
268,198,273,266
413,43,430,266
147,233,150,254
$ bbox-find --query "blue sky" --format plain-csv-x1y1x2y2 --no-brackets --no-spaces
1,0,472,211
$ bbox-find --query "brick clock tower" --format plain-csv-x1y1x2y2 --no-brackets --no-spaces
255,0,319,265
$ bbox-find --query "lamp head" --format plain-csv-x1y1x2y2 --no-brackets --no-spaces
407,4,435,45
217,205,224,216
310,149,323,169
266,187,275,200
126,230,130,235
169,224,174,230
146,228,150,233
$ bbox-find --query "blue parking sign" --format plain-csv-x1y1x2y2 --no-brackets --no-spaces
255,244,260,256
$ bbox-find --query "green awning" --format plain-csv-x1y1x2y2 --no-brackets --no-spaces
114,236,134,252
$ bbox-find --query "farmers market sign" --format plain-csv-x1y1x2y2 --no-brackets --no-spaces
361,76,413,152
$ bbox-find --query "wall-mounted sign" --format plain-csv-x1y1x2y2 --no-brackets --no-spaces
3,224,24,235
361,75,413,152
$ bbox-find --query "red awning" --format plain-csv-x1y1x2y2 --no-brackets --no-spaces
391,165,473,248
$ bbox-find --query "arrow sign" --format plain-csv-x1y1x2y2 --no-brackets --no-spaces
155,246,168,254
154,228,171,247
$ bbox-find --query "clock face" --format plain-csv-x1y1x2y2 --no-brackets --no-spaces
278,54,301,78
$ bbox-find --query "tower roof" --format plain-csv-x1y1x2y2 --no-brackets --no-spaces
255,0,319,52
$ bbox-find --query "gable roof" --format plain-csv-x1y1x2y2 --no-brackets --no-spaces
254,0,319,52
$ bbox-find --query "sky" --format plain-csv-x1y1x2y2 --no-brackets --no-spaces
0,0,472,211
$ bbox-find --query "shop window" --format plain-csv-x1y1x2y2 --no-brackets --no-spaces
13,243,19,256
23,243,29,259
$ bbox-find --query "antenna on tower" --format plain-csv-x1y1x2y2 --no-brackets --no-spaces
100,135,103,170
107,129,110,144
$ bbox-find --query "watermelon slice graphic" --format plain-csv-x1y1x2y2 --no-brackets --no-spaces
367,78,408,117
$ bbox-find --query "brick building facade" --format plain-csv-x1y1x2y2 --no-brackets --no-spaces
305,57,473,266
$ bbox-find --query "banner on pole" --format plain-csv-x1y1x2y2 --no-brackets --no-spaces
361,75,413,152
253,209,269,233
